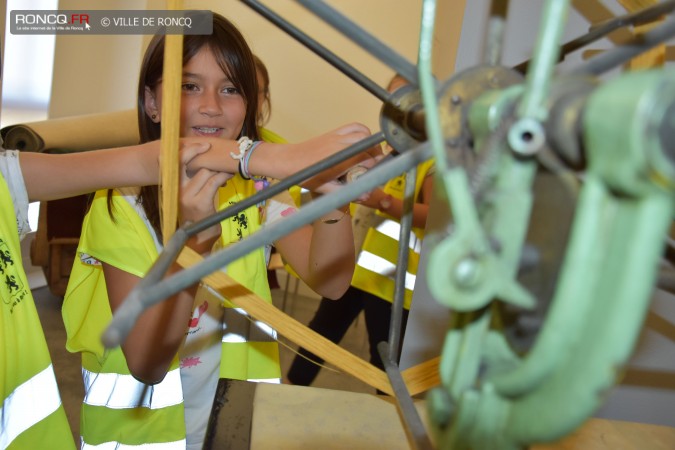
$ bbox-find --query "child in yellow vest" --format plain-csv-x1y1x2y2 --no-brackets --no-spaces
0,140,210,450
287,75,434,390
63,12,379,450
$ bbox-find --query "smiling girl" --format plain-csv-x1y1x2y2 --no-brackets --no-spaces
62,12,373,450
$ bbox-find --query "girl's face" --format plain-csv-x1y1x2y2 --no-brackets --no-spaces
145,46,247,140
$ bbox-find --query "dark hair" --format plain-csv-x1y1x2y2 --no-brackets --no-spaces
108,12,260,240
137,13,260,143
253,54,271,125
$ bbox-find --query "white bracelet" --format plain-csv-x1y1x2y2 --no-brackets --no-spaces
231,136,253,160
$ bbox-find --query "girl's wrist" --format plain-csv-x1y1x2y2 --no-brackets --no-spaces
141,141,160,182
246,142,280,179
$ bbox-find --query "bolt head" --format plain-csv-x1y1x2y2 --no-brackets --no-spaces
453,257,482,288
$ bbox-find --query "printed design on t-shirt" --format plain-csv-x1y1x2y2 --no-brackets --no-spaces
231,203,249,241
181,301,210,369
80,253,102,266
180,356,201,369
281,207,296,217
187,301,209,333
0,237,28,312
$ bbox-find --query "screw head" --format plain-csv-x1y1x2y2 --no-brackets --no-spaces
453,257,482,288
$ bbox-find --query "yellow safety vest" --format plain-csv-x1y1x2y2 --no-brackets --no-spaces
215,177,280,381
351,160,435,309
259,127,284,144
0,174,76,450
63,174,278,448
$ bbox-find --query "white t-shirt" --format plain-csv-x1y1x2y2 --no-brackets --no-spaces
0,149,31,240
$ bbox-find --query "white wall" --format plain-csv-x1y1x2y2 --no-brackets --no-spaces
48,0,147,118
44,1,432,139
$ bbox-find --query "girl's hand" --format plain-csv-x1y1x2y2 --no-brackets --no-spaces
354,187,387,209
180,141,214,169
181,136,247,177
179,162,230,254
292,123,383,193
151,140,214,178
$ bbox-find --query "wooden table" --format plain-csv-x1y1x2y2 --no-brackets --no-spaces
205,380,675,449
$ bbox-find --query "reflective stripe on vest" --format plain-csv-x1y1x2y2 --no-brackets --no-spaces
81,438,186,449
248,377,281,384
375,219,422,254
222,307,277,344
82,367,182,409
0,365,62,449
356,251,417,291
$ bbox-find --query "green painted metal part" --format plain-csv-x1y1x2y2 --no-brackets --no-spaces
421,0,675,447
430,68,675,450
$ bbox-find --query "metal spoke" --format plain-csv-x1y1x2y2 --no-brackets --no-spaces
241,0,392,103
295,0,427,87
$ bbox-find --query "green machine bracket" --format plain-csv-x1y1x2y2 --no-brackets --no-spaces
421,0,675,448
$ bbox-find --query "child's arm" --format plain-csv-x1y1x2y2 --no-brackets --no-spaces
186,123,381,193
18,141,211,201
104,166,229,384
276,170,435,299
18,121,377,202
274,204,355,300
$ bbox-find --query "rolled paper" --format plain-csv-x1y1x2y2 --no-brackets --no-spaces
1,109,139,153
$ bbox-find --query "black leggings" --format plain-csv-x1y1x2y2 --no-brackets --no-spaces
286,286,409,387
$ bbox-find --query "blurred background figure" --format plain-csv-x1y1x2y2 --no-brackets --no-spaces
286,75,435,391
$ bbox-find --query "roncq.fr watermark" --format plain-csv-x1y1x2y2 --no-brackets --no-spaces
10,10,213,35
